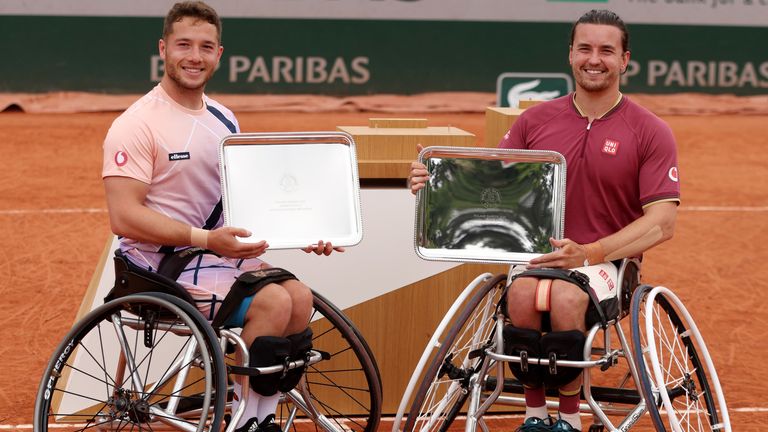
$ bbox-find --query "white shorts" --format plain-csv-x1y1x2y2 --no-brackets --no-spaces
509,261,619,302
123,247,269,320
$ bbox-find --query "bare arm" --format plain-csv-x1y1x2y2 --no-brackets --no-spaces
104,176,269,259
527,201,678,269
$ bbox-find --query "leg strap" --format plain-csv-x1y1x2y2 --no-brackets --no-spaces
212,268,297,329
534,279,552,312
541,330,586,389
513,268,607,327
503,325,544,388
248,336,291,396
279,328,313,392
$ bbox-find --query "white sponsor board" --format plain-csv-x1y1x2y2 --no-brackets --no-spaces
1,0,767,27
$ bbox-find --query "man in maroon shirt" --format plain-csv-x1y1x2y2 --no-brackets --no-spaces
409,9,679,432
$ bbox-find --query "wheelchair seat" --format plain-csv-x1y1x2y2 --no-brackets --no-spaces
104,249,197,310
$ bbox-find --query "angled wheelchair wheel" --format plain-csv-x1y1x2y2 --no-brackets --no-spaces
403,274,507,432
34,293,227,432
274,291,382,432
630,285,731,432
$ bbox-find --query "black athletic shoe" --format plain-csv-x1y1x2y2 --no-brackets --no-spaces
234,417,261,432
515,416,554,432
257,415,283,432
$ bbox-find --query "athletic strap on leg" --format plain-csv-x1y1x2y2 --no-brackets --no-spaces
279,328,313,392
513,268,608,327
248,336,291,396
540,330,586,389
211,268,298,329
503,325,544,388
534,279,552,312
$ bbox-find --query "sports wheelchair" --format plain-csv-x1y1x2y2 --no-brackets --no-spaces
34,251,383,432
393,259,731,432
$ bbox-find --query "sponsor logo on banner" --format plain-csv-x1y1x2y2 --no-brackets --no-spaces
496,73,573,108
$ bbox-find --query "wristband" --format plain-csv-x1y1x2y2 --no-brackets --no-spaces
190,227,209,249
583,241,605,266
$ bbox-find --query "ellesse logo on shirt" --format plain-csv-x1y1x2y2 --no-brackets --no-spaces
169,152,191,161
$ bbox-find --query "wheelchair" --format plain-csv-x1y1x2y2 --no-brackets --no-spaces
393,259,731,432
34,250,383,432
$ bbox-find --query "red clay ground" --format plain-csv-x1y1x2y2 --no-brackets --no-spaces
0,107,766,430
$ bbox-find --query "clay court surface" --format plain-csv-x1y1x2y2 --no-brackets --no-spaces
0,96,766,430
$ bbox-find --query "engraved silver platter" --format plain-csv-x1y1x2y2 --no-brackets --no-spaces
219,132,363,249
415,146,566,264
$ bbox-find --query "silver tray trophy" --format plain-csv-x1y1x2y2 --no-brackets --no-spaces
415,146,566,264
219,132,363,249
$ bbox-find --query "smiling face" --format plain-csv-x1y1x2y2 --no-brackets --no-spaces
569,23,630,95
159,16,223,102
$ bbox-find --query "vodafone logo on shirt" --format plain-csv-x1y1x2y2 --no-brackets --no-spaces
602,139,619,156
668,166,679,182
114,151,128,167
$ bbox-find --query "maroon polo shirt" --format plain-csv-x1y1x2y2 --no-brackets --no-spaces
499,94,680,245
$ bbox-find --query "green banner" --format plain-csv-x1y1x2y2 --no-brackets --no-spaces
1,16,766,95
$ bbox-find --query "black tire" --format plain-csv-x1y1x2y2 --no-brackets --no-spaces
403,274,507,432
272,290,383,432
630,285,729,431
34,293,227,432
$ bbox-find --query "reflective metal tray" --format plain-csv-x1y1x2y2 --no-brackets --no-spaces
219,132,363,249
415,146,566,264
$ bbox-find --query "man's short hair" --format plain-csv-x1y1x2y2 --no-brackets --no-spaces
570,9,629,53
163,1,222,43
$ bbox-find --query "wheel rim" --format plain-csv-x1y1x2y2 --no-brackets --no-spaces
633,286,727,432
405,274,506,432
269,293,381,432
35,294,225,432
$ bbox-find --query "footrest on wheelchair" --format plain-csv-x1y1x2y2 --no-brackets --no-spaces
483,377,643,405
228,349,328,376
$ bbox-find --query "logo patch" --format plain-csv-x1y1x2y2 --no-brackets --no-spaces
668,167,679,182
496,72,574,108
602,139,619,156
114,151,128,167
169,152,190,161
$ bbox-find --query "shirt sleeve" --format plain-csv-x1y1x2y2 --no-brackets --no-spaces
498,116,528,149
102,114,155,184
638,119,681,206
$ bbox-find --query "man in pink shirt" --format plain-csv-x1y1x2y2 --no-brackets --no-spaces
409,10,679,432
102,3,341,432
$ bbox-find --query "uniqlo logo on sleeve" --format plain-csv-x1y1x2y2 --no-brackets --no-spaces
602,139,619,155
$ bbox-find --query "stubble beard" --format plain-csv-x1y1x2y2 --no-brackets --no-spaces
574,67,619,94
165,62,212,92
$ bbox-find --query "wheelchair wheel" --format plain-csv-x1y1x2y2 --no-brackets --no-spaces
630,285,731,432
403,274,507,432
274,290,382,432
34,293,227,432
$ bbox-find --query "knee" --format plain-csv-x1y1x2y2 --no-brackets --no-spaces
282,280,314,322
550,281,588,330
506,277,538,326
247,283,293,323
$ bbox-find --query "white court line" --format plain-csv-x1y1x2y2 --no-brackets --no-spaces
681,206,768,212
0,206,766,216
5,408,768,429
0,208,107,215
